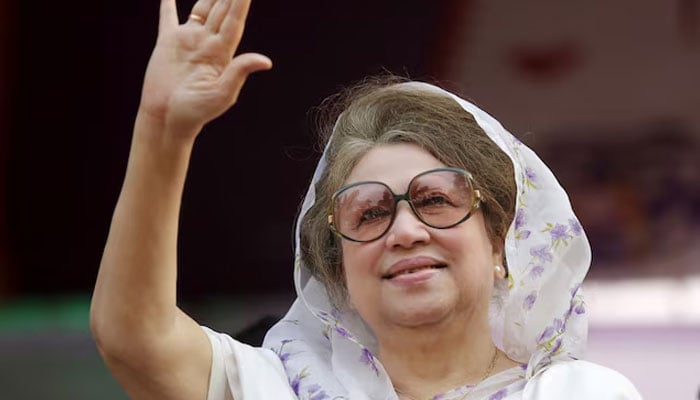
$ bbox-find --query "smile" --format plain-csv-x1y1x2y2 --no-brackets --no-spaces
383,264,447,280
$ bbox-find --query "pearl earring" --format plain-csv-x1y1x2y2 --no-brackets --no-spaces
495,265,503,274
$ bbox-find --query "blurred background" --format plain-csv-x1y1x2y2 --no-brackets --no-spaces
1,0,699,398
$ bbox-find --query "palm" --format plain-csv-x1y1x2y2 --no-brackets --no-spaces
139,0,271,135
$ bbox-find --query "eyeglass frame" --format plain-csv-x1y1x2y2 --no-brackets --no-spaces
327,167,483,243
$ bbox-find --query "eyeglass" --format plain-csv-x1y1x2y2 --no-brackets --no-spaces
328,167,482,242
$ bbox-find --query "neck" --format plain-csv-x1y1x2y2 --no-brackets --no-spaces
378,312,497,400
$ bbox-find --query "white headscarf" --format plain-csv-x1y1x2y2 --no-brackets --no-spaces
263,82,591,400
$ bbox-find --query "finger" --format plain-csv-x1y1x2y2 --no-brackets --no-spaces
218,0,252,43
159,0,179,33
219,53,272,103
188,0,215,25
205,0,233,33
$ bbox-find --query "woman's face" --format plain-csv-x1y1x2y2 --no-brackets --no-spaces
341,143,502,333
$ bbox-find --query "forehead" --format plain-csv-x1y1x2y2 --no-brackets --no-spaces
345,143,447,191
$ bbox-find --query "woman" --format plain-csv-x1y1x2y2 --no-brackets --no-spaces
90,0,641,399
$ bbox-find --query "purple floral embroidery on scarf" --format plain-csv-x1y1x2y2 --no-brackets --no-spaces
514,208,532,240
550,337,563,355
489,388,508,400
290,377,301,395
549,223,569,241
570,283,580,294
307,384,330,400
289,368,309,396
278,351,291,363
274,338,329,399
568,283,586,315
430,384,475,400
525,167,538,188
529,265,544,278
317,308,358,343
553,318,563,331
274,339,295,365
537,310,573,356
537,325,554,342
334,326,351,338
542,222,577,249
515,208,526,229
517,229,532,240
530,244,553,263
285,365,333,400
537,318,564,345
316,310,331,322
525,167,536,182
360,348,380,375
569,218,583,236
533,283,585,357
523,292,537,310
309,392,329,400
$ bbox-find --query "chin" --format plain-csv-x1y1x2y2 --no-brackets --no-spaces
381,294,456,328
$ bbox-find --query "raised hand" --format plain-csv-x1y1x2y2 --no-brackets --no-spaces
139,0,272,138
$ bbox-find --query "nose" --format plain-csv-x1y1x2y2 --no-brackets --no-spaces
385,201,430,248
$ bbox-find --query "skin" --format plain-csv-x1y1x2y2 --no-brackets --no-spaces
342,143,516,399
90,0,271,399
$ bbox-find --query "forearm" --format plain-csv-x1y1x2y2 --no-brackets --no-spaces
90,1,270,395
91,111,198,351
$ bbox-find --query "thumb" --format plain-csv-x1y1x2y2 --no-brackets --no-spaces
220,53,273,103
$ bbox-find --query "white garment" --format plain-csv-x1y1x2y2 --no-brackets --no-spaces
203,327,641,400
203,327,296,400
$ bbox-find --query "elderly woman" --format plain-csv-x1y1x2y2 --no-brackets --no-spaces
90,0,641,399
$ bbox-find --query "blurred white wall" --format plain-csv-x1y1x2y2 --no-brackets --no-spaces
585,277,700,399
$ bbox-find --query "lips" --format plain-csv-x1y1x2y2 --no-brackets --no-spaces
382,256,447,280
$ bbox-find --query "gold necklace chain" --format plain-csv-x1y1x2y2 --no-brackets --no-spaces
394,347,500,400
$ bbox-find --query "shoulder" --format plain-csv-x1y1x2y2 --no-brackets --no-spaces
523,360,642,400
203,326,284,369
202,327,295,400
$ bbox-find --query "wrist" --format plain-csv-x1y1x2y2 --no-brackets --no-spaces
133,110,199,152
122,112,196,197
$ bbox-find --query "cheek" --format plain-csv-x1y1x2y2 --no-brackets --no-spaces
445,224,496,272
341,241,382,270
441,232,497,306
341,242,383,306
341,243,371,287
340,242,357,281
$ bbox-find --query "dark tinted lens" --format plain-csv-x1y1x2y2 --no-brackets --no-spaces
333,182,394,241
410,170,473,228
